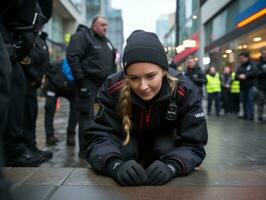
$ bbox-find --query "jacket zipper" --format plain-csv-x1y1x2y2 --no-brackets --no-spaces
145,104,153,128
138,109,144,135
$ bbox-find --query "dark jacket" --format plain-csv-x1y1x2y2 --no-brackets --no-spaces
44,61,76,97
84,68,208,176
66,24,116,82
256,57,266,91
184,65,206,91
236,61,257,90
23,32,49,88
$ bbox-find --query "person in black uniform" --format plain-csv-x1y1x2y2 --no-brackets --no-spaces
84,30,208,186
22,3,53,161
67,16,116,157
236,52,257,120
1,0,52,167
184,56,206,98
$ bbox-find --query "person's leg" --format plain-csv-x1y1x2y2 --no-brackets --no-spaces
246,87,255,120
207,93,213,115
257,89,264,121
44,92,59,145
3,62,45,166
66,95,78,145
23,81,38,148
78,79,102,158
215,92,221,116
240,90,248,118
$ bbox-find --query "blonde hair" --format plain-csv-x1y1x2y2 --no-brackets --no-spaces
117,72,178,145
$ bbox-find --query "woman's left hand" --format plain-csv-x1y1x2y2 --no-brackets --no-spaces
146,160,175,185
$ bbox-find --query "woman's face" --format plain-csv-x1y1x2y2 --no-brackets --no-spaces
126,62,166,101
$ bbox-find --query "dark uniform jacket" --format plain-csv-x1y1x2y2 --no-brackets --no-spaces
236,61,257,90
256,57,266,91
184,65,206,91
84,68,208,176
23,32,49,88
67,24,116,83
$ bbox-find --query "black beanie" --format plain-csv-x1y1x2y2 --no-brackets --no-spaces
123,30,168,73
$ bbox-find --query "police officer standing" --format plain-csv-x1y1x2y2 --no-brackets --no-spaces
256,47,266,122
184,56,206,98
236,52,257,120
1,0,52,167
67,16,116,158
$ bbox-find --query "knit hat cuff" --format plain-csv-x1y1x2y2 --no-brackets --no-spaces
123,47,168,72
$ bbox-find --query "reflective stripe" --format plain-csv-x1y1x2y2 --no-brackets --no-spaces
206,73,221,93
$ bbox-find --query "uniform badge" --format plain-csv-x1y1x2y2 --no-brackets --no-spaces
93,103,104,119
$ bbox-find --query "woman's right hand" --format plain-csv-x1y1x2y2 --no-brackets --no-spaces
107,159,147,186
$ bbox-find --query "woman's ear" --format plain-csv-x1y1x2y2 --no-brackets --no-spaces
162,70,167,76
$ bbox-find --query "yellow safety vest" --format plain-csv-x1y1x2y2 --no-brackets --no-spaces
230,72,240,93
206,73,221,93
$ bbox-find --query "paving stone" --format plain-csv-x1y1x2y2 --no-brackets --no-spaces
11,184,57,200
63,168,116,186
23,168,73,185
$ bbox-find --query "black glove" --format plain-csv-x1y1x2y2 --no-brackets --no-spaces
106,159,147,186
146,160,176,185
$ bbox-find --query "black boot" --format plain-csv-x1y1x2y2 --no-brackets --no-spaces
30,146,53,161
5,146,46,167
66,131,75,146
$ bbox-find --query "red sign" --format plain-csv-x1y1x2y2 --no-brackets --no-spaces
173,33,199,64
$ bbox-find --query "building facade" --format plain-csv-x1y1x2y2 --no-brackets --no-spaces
200,0,266,71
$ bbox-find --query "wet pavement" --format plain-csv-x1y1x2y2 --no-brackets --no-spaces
4,97,266,199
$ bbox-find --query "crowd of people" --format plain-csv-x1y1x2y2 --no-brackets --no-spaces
183,50,266,122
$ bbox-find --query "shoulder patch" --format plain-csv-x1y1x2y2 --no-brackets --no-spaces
92,103,104,119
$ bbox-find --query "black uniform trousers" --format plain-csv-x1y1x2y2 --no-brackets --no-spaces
44,88,78,136
0,32,14,200
3,60,27,158
23,80,38,149
78,78,103,154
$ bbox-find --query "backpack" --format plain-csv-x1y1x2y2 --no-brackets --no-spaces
60,58,74,83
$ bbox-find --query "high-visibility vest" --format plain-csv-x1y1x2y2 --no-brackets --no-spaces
206,73,221,93
230,72,240,93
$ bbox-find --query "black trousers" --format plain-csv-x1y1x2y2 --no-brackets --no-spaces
221,88,231,114
44,88,78,136
78,78,103,153
230,93,240,114
23,80,38,149
3,61,27,158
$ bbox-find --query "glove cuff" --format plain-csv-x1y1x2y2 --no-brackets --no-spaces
165,160,182,177
105,157,123,177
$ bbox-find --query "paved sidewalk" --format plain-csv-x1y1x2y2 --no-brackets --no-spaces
4,97,266,199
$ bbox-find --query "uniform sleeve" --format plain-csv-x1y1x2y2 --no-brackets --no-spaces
160,77,208,176
83,77,124,175
66,32,86,80
196,70,207,86
245,64,257,79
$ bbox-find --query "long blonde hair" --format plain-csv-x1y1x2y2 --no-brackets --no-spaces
117,72,178,145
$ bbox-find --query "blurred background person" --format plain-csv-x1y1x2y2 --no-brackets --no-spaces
206,66,221,116
44,58,78,146
184,56,206,99
256,47,266,122
67,16,116,158
236,52,257,121
221,66,232,116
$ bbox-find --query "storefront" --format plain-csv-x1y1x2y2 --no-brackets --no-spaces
204,0,266,72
